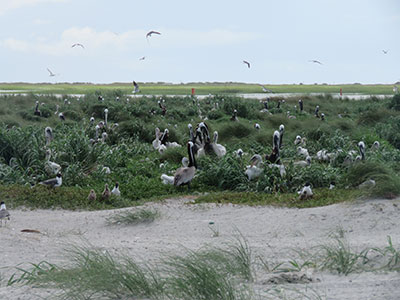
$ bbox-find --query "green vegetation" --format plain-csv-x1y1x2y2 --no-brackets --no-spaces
0,82,397,95
106,208,160,225
0,91,399,210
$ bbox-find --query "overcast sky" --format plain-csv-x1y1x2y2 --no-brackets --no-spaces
0,0,398,84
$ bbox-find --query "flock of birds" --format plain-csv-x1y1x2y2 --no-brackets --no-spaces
0,92,385,227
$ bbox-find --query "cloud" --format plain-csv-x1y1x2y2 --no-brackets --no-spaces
0,27,262,57
0,0,67,15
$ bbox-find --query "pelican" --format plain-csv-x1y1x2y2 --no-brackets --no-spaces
294,135,304,145
294,155,312,167
372,141,380,150
0,201,10,227
287,111,296,119
54,104,59,115
34,101,41,116
321,113,325,121
104,109,109,128
230,109,238,121
245,154,263,181
297,147,310,158
90,117,95,125
279,124,284,149
357,141,366,161
266,131,281,164
212,131,226,157
173,141,197,189
152,128,161,150
161,158,189,185
111,182,121,197
101,132,108,143
315,106,320,118
59,112,65,121
298,183,313,200
39,173,62,188
299,99,303,112
45,149,61,175
316,150,330,162
235,149,244,158
45,127,53,145
158,144,167,154
95,125,100,140
160,129,169,145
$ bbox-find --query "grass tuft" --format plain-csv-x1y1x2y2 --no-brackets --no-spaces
106,208,160,225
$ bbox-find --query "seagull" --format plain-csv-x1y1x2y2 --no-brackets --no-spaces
309,60,322,65
39,173,62,188
382,49,388,54
146,30,161,38
47,68,57,77
243,60,251,68
133,81,140,93
71,43,85,49
139,56,146,60
0,201,10,227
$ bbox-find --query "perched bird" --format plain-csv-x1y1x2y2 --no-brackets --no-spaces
298,99,303,112
133,81,140,93
0,201,10,227
111,182,121,197
279,124,284,149
88,189,96,201
245,154,263,181
71,43,85,49
243,60,251,68
102,183,111,200
356,141,366,161
309,60,322,65
298,183,313,200
146,30,161,38
152,127,161,150
45,127,53,145
173,141,197,189
294,156,312,167
39,173,62,188
161,158,189,185
230,109,238,121
34,101,41,116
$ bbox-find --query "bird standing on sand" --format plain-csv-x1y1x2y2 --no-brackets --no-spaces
39,173,62,188
0,201,10,227
88,189,96,201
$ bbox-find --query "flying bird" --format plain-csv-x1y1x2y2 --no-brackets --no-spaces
259,85,273,93
139,56,146,60
146,30,161,38
133,81,140,93
47,68,57,77
71,43,85,49
309,60,323,65
382,49,388,54
243,60,251,68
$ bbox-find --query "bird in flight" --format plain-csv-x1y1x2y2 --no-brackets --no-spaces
243,60,251,68
146,31,161,38
71,43,85,49
139,56,146,60
382,49,388,54
47,68,58,77
309,60,323,65
133,81,140,93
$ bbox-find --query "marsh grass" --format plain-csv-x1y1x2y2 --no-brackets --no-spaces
10,238,255,300
106,208,160,225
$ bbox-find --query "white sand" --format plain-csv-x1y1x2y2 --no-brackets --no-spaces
1,197,400,299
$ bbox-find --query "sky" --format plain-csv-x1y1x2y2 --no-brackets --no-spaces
0,0,399,84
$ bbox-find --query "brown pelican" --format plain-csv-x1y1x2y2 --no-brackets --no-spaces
45,127,53,145
173,141,197,189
